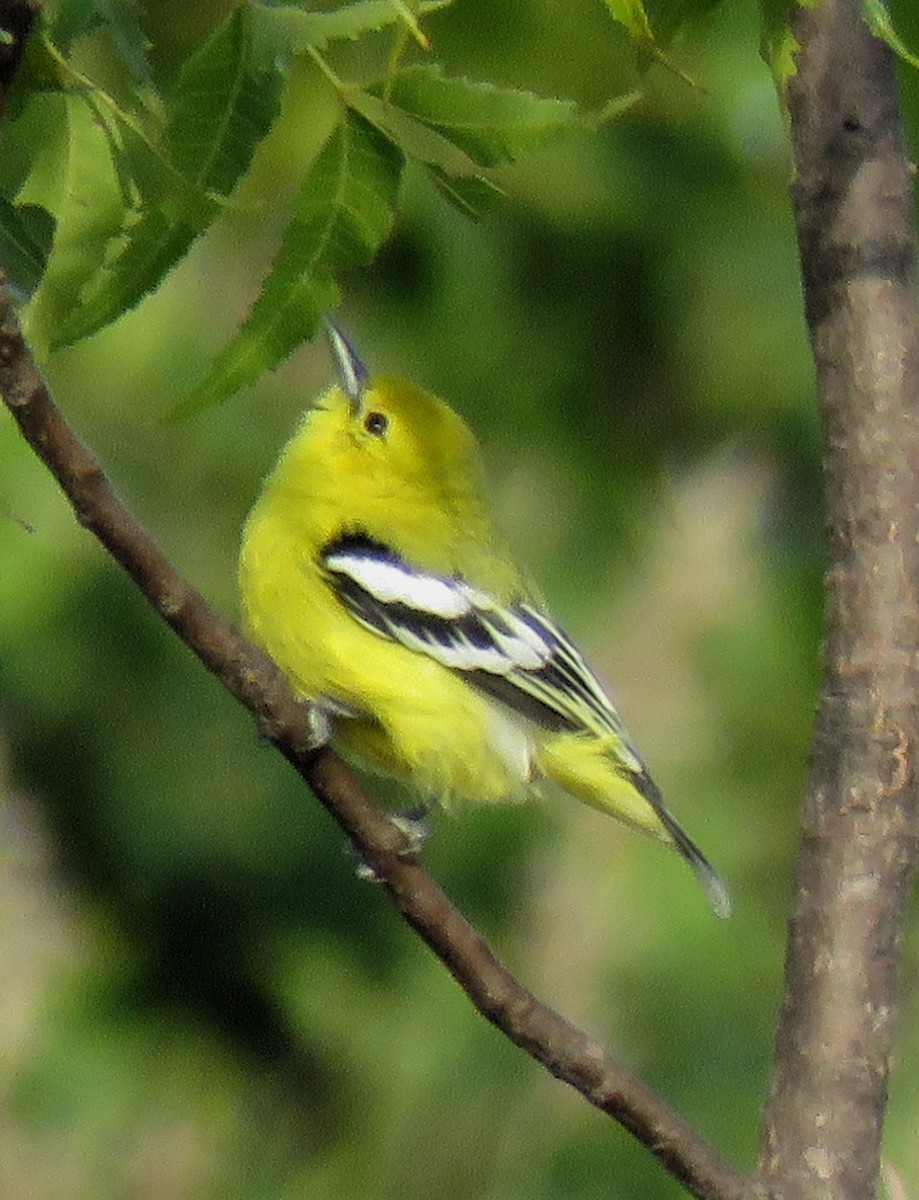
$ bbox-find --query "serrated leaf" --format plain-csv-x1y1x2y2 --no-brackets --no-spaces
0,199,55,300
602,0,655,42
862,0,919,70
252,0,451,57
53,6,284,348
759,0,817,91
599,0,706,85
172,111,403,418
353,82,635,220
51,0,100,54
427,166,505,220
168,7,281,191
51,0,152,84
351,88,481,175
385,0,431,49
22,93,128,356
350,89,503,219
383,65,578,168
95,0,154,88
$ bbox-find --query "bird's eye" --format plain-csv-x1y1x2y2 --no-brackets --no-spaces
364,411,388,437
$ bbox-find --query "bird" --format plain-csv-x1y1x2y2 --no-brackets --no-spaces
239,322,730,918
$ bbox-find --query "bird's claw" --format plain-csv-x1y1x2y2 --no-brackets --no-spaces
388,805,430,854
305,703,333,750
351,806,431,882
305,695,365,750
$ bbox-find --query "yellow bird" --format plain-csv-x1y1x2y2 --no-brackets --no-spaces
239,324,729,917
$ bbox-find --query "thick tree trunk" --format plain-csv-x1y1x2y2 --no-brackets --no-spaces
757,3,919,1198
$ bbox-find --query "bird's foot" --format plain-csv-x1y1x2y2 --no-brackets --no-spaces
353,806,431,882
305,695,365,750
388,805,431,854
305,703,333,749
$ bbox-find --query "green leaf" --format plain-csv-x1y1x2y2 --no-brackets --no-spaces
350,89,503,220
759,0,817,91
172,110,403,418
22,94,128,356
359,80,633,225
353,78,632,222
53,6,284,349
862,0,919,70
6,21,67,116
51,0,153,86
426,166,505,221
167,7,281,193
0,199,55,299
252,0,452,57
382,65,578,168
95,0,154,88
598,0,708,85
384,0,432,48
601,0,656,43
0,86,68,202
641,0,728,44
51,0,100,54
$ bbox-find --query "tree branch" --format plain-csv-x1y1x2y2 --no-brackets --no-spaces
7,1,918,1197
0,297,747,1198
756,4,919,1198
0,6,746,1193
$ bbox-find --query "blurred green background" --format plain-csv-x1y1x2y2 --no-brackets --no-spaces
2,1,919,1197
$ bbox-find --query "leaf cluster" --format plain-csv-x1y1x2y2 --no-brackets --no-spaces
0,0,914,416
0,0,610,414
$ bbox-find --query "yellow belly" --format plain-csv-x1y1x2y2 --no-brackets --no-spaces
240,524,535,805
240,513,669,843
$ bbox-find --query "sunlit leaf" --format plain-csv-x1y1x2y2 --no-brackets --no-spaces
354,77,633,221
350,89,502,220
385,0,431,49
22,94,128,356
759,0,817,91
601,0,655,43
252,0,451,57
862,0,919,70
350,88,477,174
53,6,283,349
599,0,707,85
171,110,403,418
382,65,578,168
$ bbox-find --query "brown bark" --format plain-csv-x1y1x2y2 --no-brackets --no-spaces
0,269,746,1200
1,2,918,1199
756,3,919,1198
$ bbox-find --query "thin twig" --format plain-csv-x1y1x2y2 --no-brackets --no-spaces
0,3,748,1190
0,298,748,1199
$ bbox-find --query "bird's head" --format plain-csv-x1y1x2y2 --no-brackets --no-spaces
265,322,489,557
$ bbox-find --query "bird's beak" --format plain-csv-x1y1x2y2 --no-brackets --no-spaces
325,318,369,416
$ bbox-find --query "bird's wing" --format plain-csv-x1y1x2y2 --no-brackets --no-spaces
323,535,734,920
321,535,638,754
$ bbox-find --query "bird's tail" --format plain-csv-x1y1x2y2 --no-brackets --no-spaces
633,768,732,920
